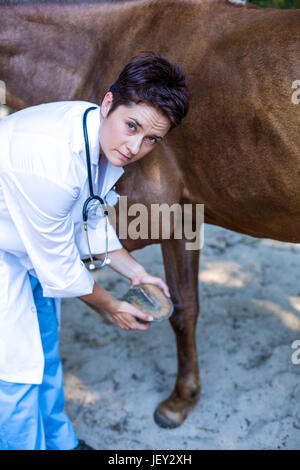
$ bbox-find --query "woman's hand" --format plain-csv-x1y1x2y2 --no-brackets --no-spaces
108,271,171,331
81,248,171,331
95,249,171,299
109,300,154,331
131,272,171,299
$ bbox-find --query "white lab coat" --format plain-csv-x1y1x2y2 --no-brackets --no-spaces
0,101,124,384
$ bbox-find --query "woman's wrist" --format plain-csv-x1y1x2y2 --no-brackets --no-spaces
79,281,120,314
130,268,148,286
96,248,147,283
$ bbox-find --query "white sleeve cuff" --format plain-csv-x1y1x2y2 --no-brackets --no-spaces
42,261,94,298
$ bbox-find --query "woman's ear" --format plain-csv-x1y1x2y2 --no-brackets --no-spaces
100,92,113,118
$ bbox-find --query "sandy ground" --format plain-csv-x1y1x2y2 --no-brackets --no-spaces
60,224,300,450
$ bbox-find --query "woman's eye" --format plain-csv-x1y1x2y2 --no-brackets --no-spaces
127,122,136,131
147,136,157,145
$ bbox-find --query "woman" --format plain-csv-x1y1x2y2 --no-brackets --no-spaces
0,52,189,450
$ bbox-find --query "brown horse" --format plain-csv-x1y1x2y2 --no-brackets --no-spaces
1,0,300,428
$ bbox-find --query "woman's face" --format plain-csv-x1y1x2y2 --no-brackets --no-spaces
99,92,171,167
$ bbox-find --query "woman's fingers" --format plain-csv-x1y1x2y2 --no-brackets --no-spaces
133,274,171,298
156,279,170,298
147,277,171,298
132,306,153,323
132,318,151,331
110,301,153,331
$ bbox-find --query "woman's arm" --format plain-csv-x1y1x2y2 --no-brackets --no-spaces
95,248,170,297
95,248,147,283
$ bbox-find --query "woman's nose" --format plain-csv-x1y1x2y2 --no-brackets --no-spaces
127,136,142,155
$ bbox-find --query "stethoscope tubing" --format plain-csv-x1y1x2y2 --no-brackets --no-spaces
83,106,97,197
82,106,110,270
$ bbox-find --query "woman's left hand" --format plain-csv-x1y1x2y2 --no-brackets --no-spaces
131,272,171,299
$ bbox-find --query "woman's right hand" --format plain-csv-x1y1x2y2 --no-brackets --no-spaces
108,300,153,331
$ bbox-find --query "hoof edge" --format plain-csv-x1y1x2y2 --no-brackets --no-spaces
153,408,181,429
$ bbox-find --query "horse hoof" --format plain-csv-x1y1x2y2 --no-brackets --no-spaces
153,407,181,429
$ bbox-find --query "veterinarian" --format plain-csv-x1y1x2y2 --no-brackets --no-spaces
0,52,189,450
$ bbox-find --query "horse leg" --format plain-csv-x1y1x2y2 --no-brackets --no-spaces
154,237,201,428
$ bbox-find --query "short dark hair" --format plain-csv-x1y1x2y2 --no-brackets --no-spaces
107,51,189,130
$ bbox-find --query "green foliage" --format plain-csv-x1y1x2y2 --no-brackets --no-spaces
248,0,300,8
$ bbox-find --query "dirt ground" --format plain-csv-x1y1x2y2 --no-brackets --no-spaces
60,224,300,450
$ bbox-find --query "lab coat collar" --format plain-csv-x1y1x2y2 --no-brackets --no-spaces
87,105,124,194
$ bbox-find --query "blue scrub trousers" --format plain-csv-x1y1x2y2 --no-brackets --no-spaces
0,275,78,450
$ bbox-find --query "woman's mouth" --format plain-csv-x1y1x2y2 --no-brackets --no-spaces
117,150,131,162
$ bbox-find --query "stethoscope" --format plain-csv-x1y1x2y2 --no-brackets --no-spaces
82,106,119,271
